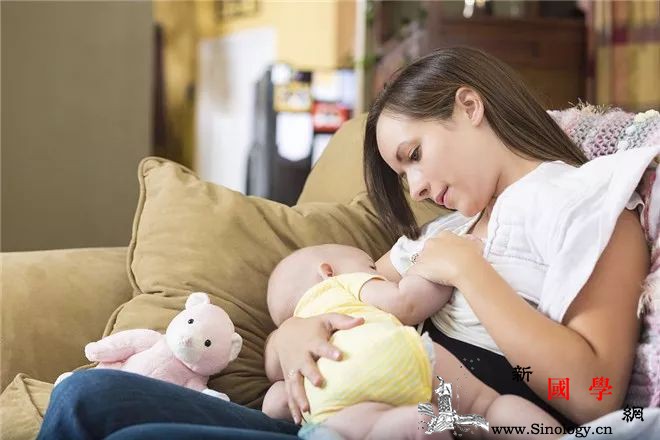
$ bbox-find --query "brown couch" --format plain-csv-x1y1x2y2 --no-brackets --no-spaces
0,114,445,439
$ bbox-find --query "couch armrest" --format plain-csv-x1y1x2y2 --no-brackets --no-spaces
1,247,133,391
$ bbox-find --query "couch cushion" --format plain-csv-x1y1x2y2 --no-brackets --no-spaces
1,247,132,392
298,115,368,205
117,156,439,408
298,113,449,223
0,374,52,440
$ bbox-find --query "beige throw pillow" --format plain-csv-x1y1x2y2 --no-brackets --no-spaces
112,157,399,408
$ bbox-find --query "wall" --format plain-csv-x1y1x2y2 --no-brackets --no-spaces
1,1,153,251
196,27,276,193
189,0,357,191
152,1,199,169
153,0,356,172
196,0,355,69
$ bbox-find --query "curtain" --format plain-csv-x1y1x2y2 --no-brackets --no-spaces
579,0,660,112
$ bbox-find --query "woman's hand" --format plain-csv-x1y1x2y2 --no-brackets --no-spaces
407,231,486,286
273,313,364,425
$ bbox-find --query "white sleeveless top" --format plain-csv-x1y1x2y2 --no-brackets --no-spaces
390,145,660,355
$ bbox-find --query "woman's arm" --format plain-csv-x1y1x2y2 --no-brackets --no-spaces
455,210,649,425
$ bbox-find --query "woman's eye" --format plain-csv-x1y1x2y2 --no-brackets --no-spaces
409,146,421,161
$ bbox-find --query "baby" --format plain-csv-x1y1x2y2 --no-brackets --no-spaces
263,244,561,440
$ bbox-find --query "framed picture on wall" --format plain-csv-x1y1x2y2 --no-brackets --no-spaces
213,0,259,20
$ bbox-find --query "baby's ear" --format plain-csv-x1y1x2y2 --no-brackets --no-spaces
317,263,334,279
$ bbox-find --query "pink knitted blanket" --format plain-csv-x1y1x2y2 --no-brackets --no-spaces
548,103,660,407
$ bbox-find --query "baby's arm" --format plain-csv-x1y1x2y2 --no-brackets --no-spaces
264,331,284,382
360,274,453,326
374,250,402,282
262,380,293,421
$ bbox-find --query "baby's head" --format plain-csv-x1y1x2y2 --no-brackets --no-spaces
267,244,377,326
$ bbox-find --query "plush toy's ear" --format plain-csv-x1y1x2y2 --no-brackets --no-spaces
229,332,243,362
186,292,211,309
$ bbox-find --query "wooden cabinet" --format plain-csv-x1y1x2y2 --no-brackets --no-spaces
423,16,586,109
368,1,587,110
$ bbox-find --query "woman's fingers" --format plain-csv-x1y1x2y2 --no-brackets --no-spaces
465,234,485,251
300,354,325,387
289,368,310,419
322,313,365,331
284,372,303,425
276,315,361,425
406,262,426,278
312,341,342,362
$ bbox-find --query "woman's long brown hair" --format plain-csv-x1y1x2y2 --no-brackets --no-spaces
364,46,588,240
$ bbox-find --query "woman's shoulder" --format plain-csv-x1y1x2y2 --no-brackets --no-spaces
511,146,659,225
531,146,659,321
540,146,658,228
494,161,576,248
492,146,657,264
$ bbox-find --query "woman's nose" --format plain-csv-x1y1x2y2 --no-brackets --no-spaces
409,180,430,201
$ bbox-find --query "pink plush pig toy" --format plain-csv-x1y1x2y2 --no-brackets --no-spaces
54,292,242,400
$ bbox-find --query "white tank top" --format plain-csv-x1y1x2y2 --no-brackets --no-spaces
390,145,658,355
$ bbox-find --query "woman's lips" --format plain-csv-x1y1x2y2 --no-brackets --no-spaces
436,187,449,206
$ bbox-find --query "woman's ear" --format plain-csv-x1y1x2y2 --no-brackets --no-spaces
317,263,334,279
455,87,484,126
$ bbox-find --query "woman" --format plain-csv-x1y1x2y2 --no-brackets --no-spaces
274,46,651,431
37,47,651,439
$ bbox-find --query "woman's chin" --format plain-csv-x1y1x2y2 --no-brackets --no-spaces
456,204,482,218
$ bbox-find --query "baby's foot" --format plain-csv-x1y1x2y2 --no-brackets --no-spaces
297,423,345,440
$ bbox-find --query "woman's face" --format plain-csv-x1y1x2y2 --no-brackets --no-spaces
375,89,501,218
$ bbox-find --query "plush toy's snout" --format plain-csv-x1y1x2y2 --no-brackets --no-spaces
166,292,243,376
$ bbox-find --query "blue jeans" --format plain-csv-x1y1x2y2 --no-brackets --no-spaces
37,369,299,440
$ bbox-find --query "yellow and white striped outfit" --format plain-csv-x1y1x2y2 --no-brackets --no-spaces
293,272,433,424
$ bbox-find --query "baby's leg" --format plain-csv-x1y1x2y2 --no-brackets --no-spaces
428,341,497,415
429,342,561,439
482,394,562,439
261,381,293,421
461,389,561,439
322,402,452,440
